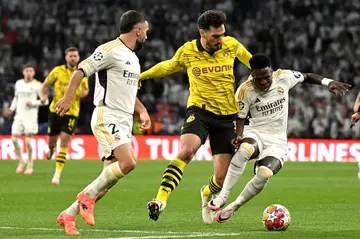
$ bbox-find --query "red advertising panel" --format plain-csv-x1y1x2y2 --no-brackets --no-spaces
0,135,359,162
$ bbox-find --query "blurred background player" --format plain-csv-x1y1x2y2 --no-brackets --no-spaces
350,92,360,179
54,10,150,235
208,54,351,223
4,64,48,175
141,10,252,223
40,47,89,185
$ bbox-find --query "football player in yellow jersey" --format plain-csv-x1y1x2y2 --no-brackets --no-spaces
141,10,252,223
40,47,89,185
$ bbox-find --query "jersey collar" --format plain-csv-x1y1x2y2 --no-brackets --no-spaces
196,38,214,56
118,37,135,52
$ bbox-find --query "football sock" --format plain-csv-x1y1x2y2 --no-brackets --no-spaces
25,137,33,169
85,162,124,198
66,200,80,216
54,147,67,178
156,157,187,203
234,166,273,206
12,138,25,164
217,143,254,200
202,175,222,198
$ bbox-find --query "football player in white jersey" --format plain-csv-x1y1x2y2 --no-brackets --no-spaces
207,54,351,223
52,10,150,235
350,92,360,179
5,64,48,175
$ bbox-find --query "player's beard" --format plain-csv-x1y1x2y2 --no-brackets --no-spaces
135,38,145,51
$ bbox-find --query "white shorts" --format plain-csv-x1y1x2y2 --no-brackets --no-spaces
91,106,133,158
242,126,287,166
11,120,38,135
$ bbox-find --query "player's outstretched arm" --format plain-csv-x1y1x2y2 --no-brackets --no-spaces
134,97,151,131
232,117,246,149
302,73,352,95
55,70,85,117
350,93,360,127
140,46,185,81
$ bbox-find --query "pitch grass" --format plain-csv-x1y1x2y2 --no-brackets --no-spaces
0,160,359,239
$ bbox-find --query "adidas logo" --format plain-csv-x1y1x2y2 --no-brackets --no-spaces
254,98,261,103
125,61,131,65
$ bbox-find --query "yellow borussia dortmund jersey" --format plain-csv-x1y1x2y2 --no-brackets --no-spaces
45,65,89,117
140,36,252,115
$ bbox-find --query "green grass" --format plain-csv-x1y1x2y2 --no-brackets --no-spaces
0,160,359,238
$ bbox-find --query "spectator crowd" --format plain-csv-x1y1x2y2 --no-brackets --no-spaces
0,0,359,138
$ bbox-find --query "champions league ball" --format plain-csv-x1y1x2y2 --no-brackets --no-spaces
262,204,291,231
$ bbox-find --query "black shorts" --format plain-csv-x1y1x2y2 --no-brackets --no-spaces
48,112,78,136
181,106,237,155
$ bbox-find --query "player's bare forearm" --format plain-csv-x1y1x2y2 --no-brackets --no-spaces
140,60,182,81
134,97,147,114
64,70,85,101
41,82,50,97
236,118,246,137
302,73,351,95
353,93,360,113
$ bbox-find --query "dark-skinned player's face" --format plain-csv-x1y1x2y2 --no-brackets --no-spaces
251,67,273,92
201,25,225,51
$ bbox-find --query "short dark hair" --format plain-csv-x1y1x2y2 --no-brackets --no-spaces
65,47,79,55
119,10,148,34
22,63,34,70
197,10,226,30
249,54,272,69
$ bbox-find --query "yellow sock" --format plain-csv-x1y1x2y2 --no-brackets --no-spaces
55,147,67,173
202,175,222,198
156,158,187,203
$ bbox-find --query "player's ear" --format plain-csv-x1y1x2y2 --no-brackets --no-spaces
199,29,205,37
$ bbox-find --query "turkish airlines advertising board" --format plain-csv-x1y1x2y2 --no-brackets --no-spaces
0,135,359,162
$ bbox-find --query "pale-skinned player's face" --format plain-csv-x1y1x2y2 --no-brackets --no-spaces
23,67,35,82
134,21,149,51
251,67,273,92
65,51,80,68
200,25,225,52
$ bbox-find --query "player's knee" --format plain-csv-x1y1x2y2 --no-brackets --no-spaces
25,136,32,146
11,135,19,142
239,142,256,159
178,144,197,163
118,158,136,175
257,157,282,175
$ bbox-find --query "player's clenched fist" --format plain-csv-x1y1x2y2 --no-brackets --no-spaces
139,110,151,131
55,97,72,117
231,136,242,150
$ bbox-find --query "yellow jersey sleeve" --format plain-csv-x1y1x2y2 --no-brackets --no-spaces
45,67,58,85
234,39,252,69
140,45,185,80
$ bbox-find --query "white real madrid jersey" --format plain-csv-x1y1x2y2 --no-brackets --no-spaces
235,69,304,138
10,79,44,122
78,38,140,114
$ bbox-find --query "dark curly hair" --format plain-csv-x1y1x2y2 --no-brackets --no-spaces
197,10,226,30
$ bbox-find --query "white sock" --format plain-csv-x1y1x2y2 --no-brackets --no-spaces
84,162,124,198
66,200,80,216
234,166,273,206
26,137,33,169
12,138,25,164
217,143,254,200
53,171,61,179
